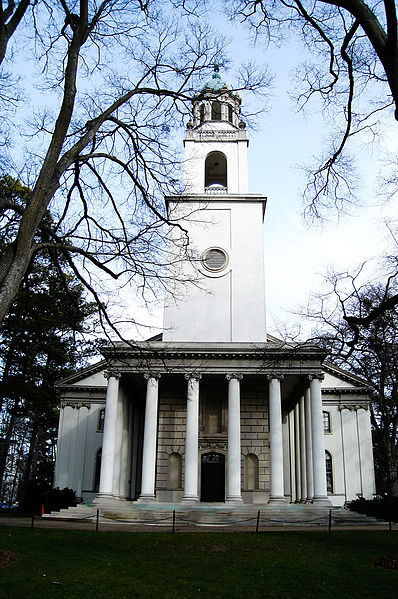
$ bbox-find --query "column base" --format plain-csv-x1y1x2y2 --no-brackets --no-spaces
268,496,286,504
226,495,243,503
181,495,199,503
313,496,331,505
93,493,120,504
137,494,156,502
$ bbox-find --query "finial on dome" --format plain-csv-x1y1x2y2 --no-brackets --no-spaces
204,63,227,91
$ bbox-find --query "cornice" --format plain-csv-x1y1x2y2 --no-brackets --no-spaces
100,340,326,362
58,385,107,394
322,387,370,396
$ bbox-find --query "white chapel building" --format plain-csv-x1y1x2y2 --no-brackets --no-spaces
53,69,376,508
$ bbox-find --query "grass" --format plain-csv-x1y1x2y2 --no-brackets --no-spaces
0,527,397,599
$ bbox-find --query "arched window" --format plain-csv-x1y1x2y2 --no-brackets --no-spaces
94,448,102,491
168,452,182,489
323,411,331,433
211,101,222,121
245,453,259,490
199,104,206,124
325,451,333,494
205,151,227,190
227,104,233,123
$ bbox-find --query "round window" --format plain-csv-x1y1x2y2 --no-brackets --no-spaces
201,247,228,272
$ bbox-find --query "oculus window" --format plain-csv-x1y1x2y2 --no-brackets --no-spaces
201,247,228,273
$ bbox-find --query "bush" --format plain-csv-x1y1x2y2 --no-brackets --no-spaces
17,483,77,515
348,495,398,522
43,487,77,513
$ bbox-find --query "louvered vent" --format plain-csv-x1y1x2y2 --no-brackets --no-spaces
202,248,228,272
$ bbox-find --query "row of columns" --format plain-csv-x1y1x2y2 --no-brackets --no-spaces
98,371,329,504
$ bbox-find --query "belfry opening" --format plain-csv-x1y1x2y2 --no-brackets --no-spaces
205,151,227,190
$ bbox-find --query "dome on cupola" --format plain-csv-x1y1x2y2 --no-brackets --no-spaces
203,64,228,91
190,65,243,130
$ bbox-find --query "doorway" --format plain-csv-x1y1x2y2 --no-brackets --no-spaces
200,452,225,502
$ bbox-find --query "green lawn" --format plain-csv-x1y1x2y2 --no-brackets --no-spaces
0,527,397,599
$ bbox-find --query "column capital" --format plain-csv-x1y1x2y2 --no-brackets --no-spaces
104,370,121,380
267,373,284,381
143,373,161,381
308,373,325,382
226,373,243,381
184,373,202,381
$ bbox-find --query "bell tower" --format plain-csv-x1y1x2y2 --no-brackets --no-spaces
163,67,267,343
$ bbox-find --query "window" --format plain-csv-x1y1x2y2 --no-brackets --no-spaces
211,101,221,120
94,448,102,491
205,151,227,189
199,104,205,124
325,451,333,494
97,408,105,432
323,411,331,433
168,453,182,489
245,453,259,490
227,104,233,123
201,247,228,273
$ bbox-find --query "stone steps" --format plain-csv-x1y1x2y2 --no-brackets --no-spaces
43,501,385,527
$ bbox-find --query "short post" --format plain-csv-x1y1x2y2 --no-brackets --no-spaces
256,510,260,533
96,508,99,532
172,509,176,533
31,513,35,528
328,509,332,533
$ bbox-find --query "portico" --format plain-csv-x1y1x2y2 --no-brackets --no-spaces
90,339,330,505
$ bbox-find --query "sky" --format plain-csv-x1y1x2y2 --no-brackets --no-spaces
6,3,397,342
124,5,398,341
219,9,398,338
134,5,398,341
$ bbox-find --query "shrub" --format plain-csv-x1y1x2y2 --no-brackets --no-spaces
348,495,398,522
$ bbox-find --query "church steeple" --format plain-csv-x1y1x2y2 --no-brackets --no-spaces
183,67,249,195
163,73,266,343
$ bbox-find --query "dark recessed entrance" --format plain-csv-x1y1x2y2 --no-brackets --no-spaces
200,452,225,502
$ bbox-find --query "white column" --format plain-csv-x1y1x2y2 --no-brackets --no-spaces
268,374,286,503
304,387,314,501
98,372,120,498
309,374,330,503
112,389,125,497
74,405,89,502
120,397,130,499
226,374,243,502
294,403,301,502
53,404,66,488
299,395,307,503
183,374,201,502
139,374,160,500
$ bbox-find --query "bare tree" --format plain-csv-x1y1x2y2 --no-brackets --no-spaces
228,0,398,331
0,1,267,335
0,0,32,66
230,1,397,208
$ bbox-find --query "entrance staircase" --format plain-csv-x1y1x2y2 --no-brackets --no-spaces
42,500,385,528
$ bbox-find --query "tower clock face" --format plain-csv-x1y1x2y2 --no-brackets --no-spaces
201,247,229,272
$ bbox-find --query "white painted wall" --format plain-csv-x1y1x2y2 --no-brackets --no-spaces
163,199,267,342
184,135,249,194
